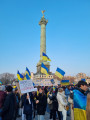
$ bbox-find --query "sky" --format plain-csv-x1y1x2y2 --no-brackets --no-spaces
0,0,90,76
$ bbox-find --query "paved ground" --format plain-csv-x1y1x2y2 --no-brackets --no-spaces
17,112,70,120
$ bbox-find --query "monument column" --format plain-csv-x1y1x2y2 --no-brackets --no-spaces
37,11,50,74
39,16,48,60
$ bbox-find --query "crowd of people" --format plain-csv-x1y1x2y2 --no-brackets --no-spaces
0,80,90,120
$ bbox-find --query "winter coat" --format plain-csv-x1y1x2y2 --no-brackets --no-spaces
48,93,58,111
57,92,67,111
0,91,6,109
21,92,33,115
36,93,47,115
65,88,70,100
0,92,16,120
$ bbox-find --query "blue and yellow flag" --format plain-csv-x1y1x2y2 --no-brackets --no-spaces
17,71,24,81
41,63,49,76
73,82,75,85
81,79,86,82
42,52,51,61
0,81,2,85
61,80,69,85
73,89,87,120
25,67,31,80
55,67,65,79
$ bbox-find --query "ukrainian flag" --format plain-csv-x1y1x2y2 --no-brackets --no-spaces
42,52,51,61
73,82,75,85
25,73,30,80
61,80,69,85
17,71,24,81
41,63,49,76
81,79,86,82
55,67,65,79
73,89,87,120
25,67,31,80
0,81,2,85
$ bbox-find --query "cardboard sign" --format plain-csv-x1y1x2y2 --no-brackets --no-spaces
19,80,34,93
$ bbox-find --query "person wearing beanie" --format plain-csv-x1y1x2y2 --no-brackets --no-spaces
0,85,16,120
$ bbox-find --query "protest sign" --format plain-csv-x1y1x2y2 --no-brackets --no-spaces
33,88,37,92
50,79,55,84
19,80,34,93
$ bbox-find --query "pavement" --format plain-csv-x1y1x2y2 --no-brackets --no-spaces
17,112,71,120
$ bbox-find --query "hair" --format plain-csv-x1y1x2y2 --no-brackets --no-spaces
77,81,87,88
39,87,43,91
6,85,13,92
86,93,90,120
58,88,63,92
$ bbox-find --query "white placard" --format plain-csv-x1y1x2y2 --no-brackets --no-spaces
19,80,34,94
33,88,37,92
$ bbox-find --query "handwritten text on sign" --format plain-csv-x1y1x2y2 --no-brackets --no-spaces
19,80,34,93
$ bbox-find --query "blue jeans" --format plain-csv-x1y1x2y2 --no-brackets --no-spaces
26,114,32,120
0,109,2,120
38,115,44,120
58,111,63,120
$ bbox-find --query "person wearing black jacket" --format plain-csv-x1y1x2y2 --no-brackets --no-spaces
48,88,58,120
0,85,16,120
21,92,33,120
36,87,47,120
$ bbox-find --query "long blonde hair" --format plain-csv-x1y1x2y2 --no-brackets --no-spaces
86,93,90,120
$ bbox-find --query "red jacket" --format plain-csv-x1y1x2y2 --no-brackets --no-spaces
0,91,6,108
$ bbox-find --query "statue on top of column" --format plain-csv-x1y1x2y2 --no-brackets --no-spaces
41,10,45,18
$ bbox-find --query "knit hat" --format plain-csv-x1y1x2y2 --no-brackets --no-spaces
6,85,13,92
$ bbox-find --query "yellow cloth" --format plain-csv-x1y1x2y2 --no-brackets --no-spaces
74,108,86,120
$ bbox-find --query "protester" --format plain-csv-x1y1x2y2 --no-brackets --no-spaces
73,81,87,120
32,91,37,119
86,91,90,120
20,93,26,120
57,88,67,120
48,87,58,120
0,85,6,120
65,85,71,116
0,85,16,120
36,87,47,120
68,91,74,120
14,87,21,120
21,92,33,120
47,87,53,120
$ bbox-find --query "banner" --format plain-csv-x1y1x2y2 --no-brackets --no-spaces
19,80,34,93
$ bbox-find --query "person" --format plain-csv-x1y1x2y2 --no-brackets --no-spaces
48,87,58,120
65,85,71,116
13,87,21,120
86,91,90,120
68,91,74,120
57,88,67,120
47,87,53,120
36,87,47,120
0,85,16,120
0,85,6,120
32,91,37,119
21,92,33,120
73,81,87,120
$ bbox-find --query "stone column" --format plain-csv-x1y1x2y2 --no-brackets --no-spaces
39,17,48,60
36,16,50,74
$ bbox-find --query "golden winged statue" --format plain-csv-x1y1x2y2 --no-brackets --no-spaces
41,10,45,17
